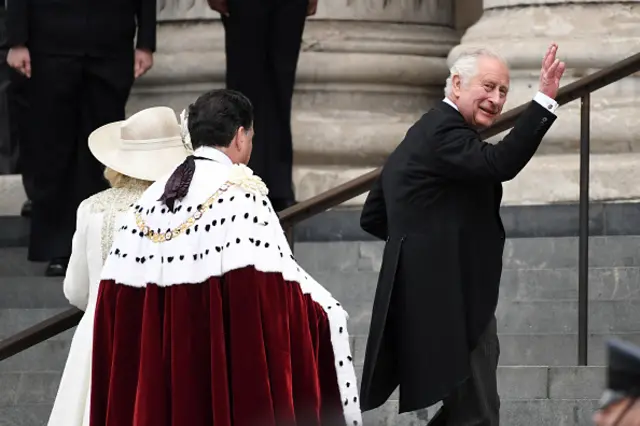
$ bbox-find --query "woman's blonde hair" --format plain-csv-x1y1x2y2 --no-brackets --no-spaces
104,167,152,188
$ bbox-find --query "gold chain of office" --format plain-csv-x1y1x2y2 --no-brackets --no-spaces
134,181,232,243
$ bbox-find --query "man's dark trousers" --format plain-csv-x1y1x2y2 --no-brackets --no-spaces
23,53,133,261
429,318,500,426
0,7,18,175
222,0,308,211
6,0,155,262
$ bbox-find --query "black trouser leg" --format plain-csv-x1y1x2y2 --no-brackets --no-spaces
24,54,83,261
0,50,14,175
430,318,501,426
9,73,33,195
223,0,306,209
24,54,133,261
223,1,271,191
76,54,133,206
267,0,307,207
0,11,19,175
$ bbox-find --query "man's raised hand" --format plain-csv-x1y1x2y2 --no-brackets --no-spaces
538,43,566,100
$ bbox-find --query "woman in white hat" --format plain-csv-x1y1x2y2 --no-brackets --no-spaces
46,106,191,426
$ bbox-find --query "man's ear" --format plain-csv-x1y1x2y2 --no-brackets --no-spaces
452,74,462,97
231,128,243,151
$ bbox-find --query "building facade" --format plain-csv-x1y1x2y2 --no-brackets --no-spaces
128,0,640,206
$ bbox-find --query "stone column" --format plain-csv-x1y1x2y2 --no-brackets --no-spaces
450,0,640,204
127,0,459,204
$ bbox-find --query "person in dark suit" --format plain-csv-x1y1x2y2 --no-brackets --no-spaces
0,0,18,175
206,0,317,212
1,2,33,215
5,0,156,276
358,44,566,425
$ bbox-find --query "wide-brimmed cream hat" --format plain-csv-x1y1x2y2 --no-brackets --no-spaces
88,106,191,182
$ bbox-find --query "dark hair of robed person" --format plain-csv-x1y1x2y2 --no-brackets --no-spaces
187,89,254,149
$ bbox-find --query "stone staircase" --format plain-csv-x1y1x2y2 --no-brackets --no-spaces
4,202,640,425
296,237,630,425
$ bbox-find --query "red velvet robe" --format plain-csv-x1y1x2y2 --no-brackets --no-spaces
90,155,362,426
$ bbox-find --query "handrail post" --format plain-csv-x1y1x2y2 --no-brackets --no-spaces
578,93,591,366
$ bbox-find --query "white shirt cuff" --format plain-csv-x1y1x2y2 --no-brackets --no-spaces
533,91,559,114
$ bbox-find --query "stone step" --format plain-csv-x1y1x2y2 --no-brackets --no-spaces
499,267,640,301
4,316,628,372
4,266,640,314
0,340,70,373
351,366,604,402
310,267,640,310
295,237,640,273
496,299,640,334
2,289,638,368
0,277,68,309
497,333,640,366
0,309,72,340
0,368,602,426
1,329,625,372
365,366,603,425
349,332,640,367
0,365,604,411
364,399,599,426
331,297,640,336
4,236,640,279
0,404,53,426
0,372,62,406
0,399,601,426
0,367,602,407
0,248,47,276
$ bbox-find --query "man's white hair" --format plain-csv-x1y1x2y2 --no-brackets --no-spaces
444,48,508,97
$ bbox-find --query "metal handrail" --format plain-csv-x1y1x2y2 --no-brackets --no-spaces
2,51,640,364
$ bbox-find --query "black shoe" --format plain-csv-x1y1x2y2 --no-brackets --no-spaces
21,200,32,217
45,257,69,277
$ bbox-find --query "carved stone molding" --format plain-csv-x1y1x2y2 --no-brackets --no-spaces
157,0,219,21
156,0,453,23
484,0,637,7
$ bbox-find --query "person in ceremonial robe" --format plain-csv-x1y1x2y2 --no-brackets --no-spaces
47,107,190,426
90,89,362,426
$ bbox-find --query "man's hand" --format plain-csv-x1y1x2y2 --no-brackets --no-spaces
307,0,318,16
134,49,154,79
207,0,229,16
538,43,565,100
7,46,31,78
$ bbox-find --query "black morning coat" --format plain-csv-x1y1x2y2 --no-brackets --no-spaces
358,100,556,413
6,0,156,55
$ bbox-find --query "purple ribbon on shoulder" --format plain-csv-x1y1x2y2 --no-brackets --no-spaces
158,155,212,212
